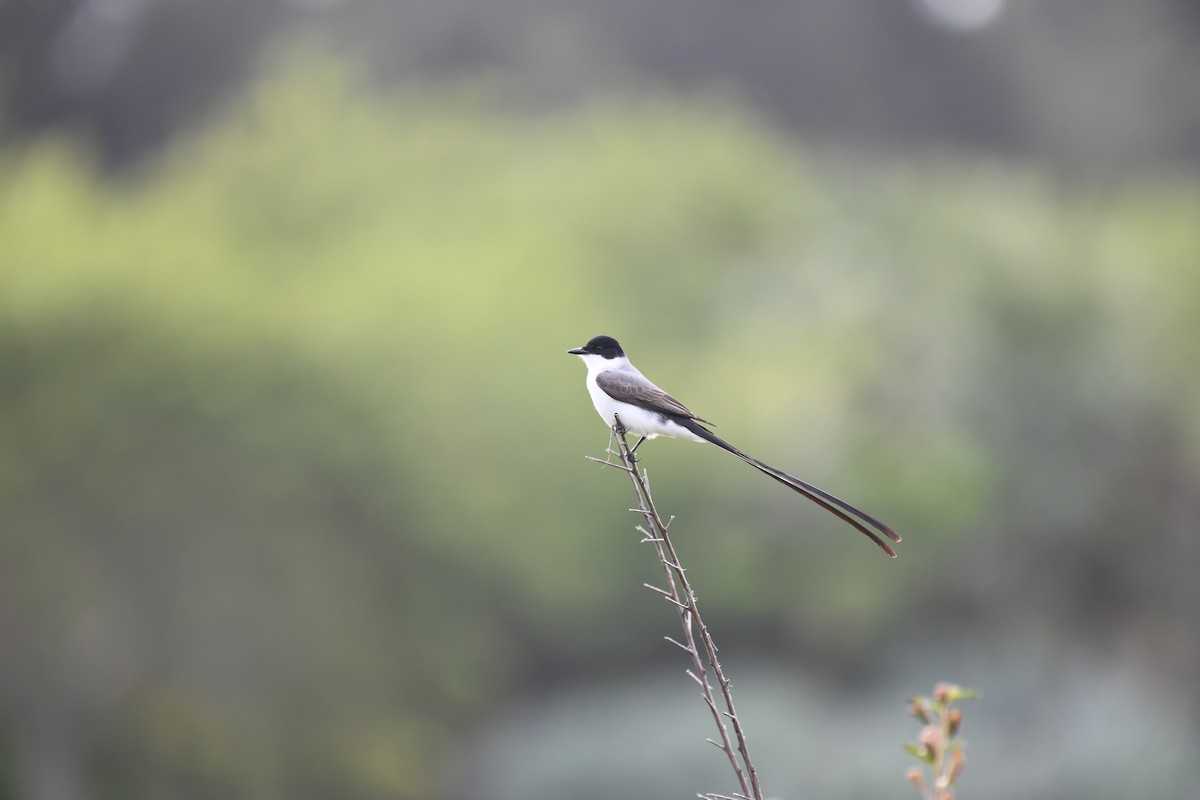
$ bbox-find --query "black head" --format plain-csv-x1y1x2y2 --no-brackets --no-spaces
567,335,625,359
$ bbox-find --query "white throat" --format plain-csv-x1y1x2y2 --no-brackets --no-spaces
578,353,632,379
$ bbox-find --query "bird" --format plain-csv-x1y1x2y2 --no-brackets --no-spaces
568,334,901,557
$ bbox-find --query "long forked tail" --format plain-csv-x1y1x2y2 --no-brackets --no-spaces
681,419,902,558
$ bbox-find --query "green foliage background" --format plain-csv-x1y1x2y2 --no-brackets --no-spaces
2,49,1198,799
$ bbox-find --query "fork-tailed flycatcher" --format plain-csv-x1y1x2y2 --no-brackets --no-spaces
568,334,901,557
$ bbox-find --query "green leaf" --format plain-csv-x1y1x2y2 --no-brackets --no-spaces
903,743,934,765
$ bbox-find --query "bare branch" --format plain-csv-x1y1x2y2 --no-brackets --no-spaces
588,414,764,800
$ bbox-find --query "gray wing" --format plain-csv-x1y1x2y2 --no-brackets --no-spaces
596,370,714,424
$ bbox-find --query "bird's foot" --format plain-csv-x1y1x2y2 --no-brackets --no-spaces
626,435,646,463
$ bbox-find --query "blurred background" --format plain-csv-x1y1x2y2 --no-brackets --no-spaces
2,1,1199,798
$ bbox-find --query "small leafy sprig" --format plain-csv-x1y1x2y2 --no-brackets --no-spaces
903,682,979,800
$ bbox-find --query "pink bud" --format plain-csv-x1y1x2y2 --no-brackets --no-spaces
947,707,964,737
919,725,944,760
933,682,957,703
905,766,926,793
949,748,966,783
909,699,932,724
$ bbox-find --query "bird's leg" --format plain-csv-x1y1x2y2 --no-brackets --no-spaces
627,435,647,463
610,414,643,463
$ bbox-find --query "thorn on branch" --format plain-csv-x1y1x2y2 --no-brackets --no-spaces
664,636,692,653
583,454,633,472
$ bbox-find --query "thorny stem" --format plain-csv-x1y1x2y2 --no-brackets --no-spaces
597,416,764,800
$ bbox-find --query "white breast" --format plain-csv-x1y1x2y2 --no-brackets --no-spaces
582,358,705,442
